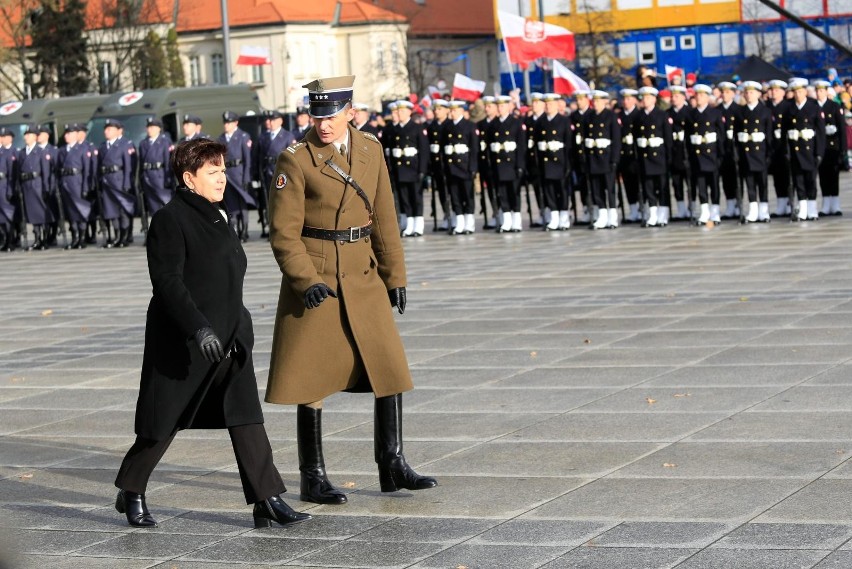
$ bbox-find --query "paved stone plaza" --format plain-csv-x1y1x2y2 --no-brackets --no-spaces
3,188,852,568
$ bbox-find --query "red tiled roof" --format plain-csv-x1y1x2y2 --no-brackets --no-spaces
371,0,494,36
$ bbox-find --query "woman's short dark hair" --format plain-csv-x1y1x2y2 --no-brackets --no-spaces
171,139,227,186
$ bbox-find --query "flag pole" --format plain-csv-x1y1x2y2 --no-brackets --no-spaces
502,41,518,92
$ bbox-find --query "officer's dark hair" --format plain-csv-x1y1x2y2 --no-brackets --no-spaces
172,139,228,187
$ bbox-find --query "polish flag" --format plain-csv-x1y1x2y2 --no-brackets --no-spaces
552,60,590,96
497,10,575,66
665,64,684,84
451,73,486,102
236,46,271,66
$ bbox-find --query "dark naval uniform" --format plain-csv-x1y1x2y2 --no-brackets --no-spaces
569,107,591,218
583,107,621,228
817,97,847,214
767,98,792,215
523,110,545,225
719,101,741,216
667,103,691,217
426,116,450,229
685,104,725,222
56,138,92,247
98,135,136,245
783,97,825,220
734,101,772,221
17,144,53,248
0,145,16,250
442,116,478,232
486,114,526,231
633,107,672,219
617,106,641,221
219,123,256,240
258,126,296,237
476,116,497,227
138,132,174,215
536,113,572,229
389,119,429,234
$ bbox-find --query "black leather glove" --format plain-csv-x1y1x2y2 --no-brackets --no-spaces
194,326,224,363
304,283,337,309
388,287,406,315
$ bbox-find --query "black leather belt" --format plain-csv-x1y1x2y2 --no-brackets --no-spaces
20,171,40,181
225,159,243,167
61,167,80,176
100,165,121,174
301,223,372,243
142,162,163,170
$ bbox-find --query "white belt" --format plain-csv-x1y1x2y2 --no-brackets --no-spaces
787,129,815,141
391,148,402,158
726,129,734,140
480,141,486,152
774,128,782,139
622,134,634,145
690,133,717,145
585,138,611,149
637,137,648,148
503,141,517,152
402,147,417,157
489,142,503,152
430,144,440,154
575,134,583,145
826,125,837,136
546,140,565,151
738,132,766,143
453,143,469,154
673,131,685,142
537,141,547,151
528,139,534,149
444,145,455,155
647,137,664,148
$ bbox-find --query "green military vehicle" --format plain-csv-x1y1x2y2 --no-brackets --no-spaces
87,85,262,146
0,94,110,148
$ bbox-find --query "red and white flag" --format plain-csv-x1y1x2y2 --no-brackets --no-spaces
451,73,486,102
236,46,271,66
552,60,590,96
497,10,575,66
665,64,684,84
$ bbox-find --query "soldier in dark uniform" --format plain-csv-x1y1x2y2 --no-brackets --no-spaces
76,125,100,244
766,80,792,216
634,87,672,227
258,110,296,237
717,82,741,218
180,115,209,143
487,95,526,232
138,117,174,216
56,124,92,249
537,93,572,230
352,103,379,136
584,90,621,230
442,100,478,234
291,106,311,141
476,96,498,229
219,110,256,240
98,119,135,247
569,91,592,224
523,92,546,226
783,77,825,221
426,99,451,230
667,86,692,219
379,102,402,226
389,100,429,237
17,124,53,250
686,84,725,225
36,125,61,245
734,81,772,223
618,88,642,222
0,127,16,250
814,80,847,215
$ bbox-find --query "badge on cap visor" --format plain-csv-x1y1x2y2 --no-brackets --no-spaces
275,173,287,189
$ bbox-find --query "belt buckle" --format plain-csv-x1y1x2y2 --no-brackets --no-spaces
348,226,361,242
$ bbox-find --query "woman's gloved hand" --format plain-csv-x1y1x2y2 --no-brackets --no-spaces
304,283,337,309
388,287,406,314
194,327,224,363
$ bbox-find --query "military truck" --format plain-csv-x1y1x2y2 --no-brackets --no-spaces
87,84,262,147
0,94,110,148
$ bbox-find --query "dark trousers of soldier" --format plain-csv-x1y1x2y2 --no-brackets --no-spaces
621,167,641,205
693,172,720,204
590,173,616,209
743,172,768,203
572,171,589,207
721,156,738,202
769,161,790,199
526,173,545,219
447,176,474,215
433,173,450,217
671,169,688,203
792,169,818,201
818,161,840,197
496,180,521,212
643,174,666,207
397,181,423,217
541,178,568,211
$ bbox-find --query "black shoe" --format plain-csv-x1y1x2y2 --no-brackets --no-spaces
260,230,269,238
297,406,348,505
252,496,312,528
375,394,438,493
115,489,158,527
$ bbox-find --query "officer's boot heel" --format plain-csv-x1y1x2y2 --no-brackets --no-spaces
252,496,311,528
374,394,437,493
297,405,347,505
115,489,158,527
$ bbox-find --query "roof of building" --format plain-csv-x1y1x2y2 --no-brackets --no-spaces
371,0,494,36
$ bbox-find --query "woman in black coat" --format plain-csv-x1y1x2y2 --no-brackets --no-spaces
113,139,311,529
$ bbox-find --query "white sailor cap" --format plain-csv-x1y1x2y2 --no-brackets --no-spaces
448,100,467,109
741,81,762,91
620,88,639,98
670,85,688,95
387,101,400,111
496,95,513,104
767,79,788,90
543,93,562,102
432,99,449,108
573,90,590,99
693,84,713,95
717,81,737,91
395,100,414,109
481,96,497,104
352,102,370,111
788,77,808,90
591,90,610,99
638,86,659,97
812,79,831,89
529,92,545,102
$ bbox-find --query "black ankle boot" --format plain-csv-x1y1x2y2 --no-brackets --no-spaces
252,495,311,528
66,229,78,250
115,489,158,527
297,406,347,505
374,394,437,492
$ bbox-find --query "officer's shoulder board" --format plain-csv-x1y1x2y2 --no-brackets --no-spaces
286,142,306,154
362,131,380,144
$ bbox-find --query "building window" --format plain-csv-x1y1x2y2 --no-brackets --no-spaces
376,41,384,73
661,36,676,51
211,54,224,85
391,41,400,74
701,33,721,57
98,61,113,93
251,65,264,84
638,40,656,64
680,35,696,50
721,32,740,55
617,41,637,65
189,56,201,86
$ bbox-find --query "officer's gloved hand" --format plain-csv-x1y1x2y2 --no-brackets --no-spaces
388,287,406,314
304,283,337,309
194,326,224,363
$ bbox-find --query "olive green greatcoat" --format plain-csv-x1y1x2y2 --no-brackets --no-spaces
265,124,413,404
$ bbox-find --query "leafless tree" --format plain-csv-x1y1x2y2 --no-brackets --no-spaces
0,0,41,100
572,0,632,89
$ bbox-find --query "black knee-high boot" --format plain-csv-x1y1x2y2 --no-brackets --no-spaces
297,405,347,504
374,394,437,492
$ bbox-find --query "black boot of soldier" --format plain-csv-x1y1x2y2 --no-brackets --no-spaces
116,228,127,248
85,221,98,244
66,228,78,250
124,220,134,245
297,406,347,505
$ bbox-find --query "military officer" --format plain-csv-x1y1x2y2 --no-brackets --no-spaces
390,100,429,237
291,106,311,140
379,102,402,225
766,80,792,216
17,124,53,250
686,84,725,225
667,85,692,219
36,124,62,245
487,95,526,232
523,92,546,226
76,124,100,245
734,81,772,223
537,93,572,231
257,110,296,237
219,110,256,240
179,114,209,142
569,91,592,223
98,118,135,247
56,124,92,248
814,80,847,215
266,74,437,506
584,90,621,230
426,99,451,230
618,88,642,222
0,127,16,251
352,103,379,136
476,96,499,229
634,87,672,227
717,81,741,218
138,117,174,216
783,77,825,221
441,100,478,234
